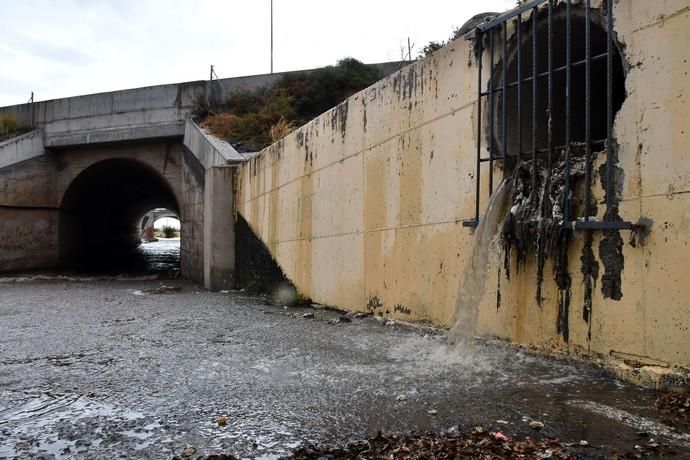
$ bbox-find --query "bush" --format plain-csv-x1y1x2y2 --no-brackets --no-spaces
0,113,18,137
419,41,444,58
269,117,296,142
162,226,177,238
200,58,382,152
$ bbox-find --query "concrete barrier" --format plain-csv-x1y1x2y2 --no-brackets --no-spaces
183,119,246,168
0,130,45,169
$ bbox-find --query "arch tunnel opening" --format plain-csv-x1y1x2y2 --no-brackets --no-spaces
59,158,181,276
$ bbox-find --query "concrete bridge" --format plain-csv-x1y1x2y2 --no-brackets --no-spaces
0,64,400,289
0,72,292,289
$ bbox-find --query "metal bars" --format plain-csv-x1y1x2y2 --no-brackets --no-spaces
466,0,632,231
489,30,496,187
605,0,614,213
584,0,592,221
532,6,538,193
563,0,571,223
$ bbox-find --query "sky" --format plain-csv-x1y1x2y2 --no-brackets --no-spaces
0,0,514,106
154,217,181,230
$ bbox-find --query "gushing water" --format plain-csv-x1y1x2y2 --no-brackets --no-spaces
448,181,510,348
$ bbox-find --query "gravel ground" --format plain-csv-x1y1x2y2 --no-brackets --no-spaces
0,275,688,459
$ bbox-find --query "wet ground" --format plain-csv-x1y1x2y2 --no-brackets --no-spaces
0,243,689,459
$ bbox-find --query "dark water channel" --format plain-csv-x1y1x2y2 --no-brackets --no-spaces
72,238,181,278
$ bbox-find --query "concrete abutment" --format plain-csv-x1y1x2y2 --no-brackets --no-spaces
203,166,236,291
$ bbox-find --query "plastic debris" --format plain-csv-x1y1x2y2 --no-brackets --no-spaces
396,394,407,401
529,420,545,430
181,446,196,457
492,431,509,442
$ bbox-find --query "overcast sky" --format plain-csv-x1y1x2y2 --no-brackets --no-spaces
0,0,514,106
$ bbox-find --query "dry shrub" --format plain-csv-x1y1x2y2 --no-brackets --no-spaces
201,112,240,140
269,117,295,142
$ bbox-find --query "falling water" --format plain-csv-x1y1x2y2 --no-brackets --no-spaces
448,180,510,349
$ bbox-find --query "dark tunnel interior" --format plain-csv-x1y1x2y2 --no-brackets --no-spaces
59,158,180,275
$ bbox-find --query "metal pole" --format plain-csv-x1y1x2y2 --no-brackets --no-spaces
547,0,553,180
476,31,484,224
532,7,538,193
584,0,592,221
489,30,495,182
564,0,572,224
30,91,34,128
502,23,507,176
270,0,274,73
606,0,613,215
517,14,522,164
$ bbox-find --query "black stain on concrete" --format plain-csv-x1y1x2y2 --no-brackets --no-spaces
182,148,206,191
393,304,411,315
496,266,502,311
597,160,626,301
629,216,653,248
599,230,625,301
501,149,588,343
580,231,599,342
367,296,383,314
330,100,349,140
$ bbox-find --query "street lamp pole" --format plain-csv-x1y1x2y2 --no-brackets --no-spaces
270,0,274,73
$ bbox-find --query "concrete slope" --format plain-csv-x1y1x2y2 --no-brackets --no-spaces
0,130,45,170
183,119,246,168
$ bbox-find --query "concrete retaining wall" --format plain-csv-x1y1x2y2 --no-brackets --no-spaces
0,130,45,170
235,1,690,386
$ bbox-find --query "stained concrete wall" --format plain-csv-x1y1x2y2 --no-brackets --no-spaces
235,0,690,386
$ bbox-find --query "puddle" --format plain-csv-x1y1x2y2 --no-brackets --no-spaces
0,392,148,458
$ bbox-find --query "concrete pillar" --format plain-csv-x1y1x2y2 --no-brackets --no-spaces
203,165,235,291
142,212,156,241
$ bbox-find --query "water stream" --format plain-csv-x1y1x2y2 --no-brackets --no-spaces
448,181,510,348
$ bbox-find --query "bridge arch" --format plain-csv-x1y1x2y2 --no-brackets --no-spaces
59,157,180,271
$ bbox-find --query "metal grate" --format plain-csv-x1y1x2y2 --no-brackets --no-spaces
463,0,633,231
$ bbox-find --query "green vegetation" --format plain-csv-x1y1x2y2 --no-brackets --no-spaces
162,226,177,239
0,113,18,138
199,58,383,152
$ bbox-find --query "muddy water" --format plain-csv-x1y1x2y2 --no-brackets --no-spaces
0,279,688,458
448,181,509,348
